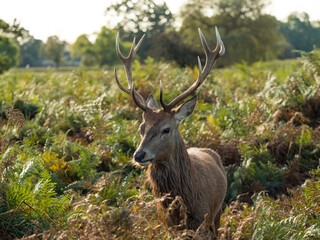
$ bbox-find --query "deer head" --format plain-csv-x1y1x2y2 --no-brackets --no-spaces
114,28,225,166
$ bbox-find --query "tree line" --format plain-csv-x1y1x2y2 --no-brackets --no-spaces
1,0,320,73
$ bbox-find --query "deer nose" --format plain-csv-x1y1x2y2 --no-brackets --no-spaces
134,151,146,162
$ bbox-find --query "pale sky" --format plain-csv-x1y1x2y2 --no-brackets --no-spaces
1,0,319,43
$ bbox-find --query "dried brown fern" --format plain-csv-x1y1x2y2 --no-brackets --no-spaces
6,109,25,130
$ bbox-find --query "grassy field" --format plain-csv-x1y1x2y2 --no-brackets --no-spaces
0,53,319,239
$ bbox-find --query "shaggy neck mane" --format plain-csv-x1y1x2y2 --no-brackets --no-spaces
147,133,197,209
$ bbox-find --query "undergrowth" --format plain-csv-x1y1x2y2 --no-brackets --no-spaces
0,51,319,239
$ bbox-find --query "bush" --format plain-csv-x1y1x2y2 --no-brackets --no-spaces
0,36,19,74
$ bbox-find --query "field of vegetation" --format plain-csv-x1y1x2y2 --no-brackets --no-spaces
0,50,320,239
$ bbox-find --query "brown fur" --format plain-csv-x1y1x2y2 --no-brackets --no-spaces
135,108,227,232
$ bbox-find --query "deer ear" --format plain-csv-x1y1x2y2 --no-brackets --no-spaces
147,94,159,109
174,95,197,122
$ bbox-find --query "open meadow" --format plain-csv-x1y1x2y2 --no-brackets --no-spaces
1,51,320,239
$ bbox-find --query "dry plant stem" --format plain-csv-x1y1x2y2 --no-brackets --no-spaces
233,201,262,240
1,136,6,154
4,200,24,236
218,201,239,239
94,220,106,240
4,200,55,236
23,200,55,228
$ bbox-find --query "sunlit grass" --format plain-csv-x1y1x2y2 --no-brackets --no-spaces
0,52,319,239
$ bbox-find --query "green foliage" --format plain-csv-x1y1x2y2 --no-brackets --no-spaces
19,36,44,67
68,146,100,179
0,50,320,238
105,0,173,60
71,34,96,66
227,144,284,201
0,18,27,39
99,172,140,206
7,169,69,217
71,34,91,60
0,147,70,237
220,168,320,239
106,0,173,40
280,12,320,53
13,99,39,119
178,0,285,66
253,168,320,239
94,27,125,67
0,35,19,74
44,35,66,66
70,27,132,67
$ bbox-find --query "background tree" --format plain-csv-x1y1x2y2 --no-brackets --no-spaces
0,35,19,74
19,35,44,67
177,0,285,66
105,0,173,60
44,36,66,66
71,34,97,66
71,34,92,59
0,19,23,74
93,27,117,67
93,27,132,67
0,18,26,39
1,19,44,68
280,12,320,53
147,30,201,67
71,28,131,67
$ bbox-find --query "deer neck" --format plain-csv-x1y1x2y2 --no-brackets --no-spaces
147,133,195,207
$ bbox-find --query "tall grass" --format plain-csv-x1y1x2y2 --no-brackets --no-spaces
0,50,319,239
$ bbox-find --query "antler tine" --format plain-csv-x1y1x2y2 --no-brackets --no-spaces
198,28,211,55
214,26,225,56
160,27,224,112
116,33,146,64
159,80,170,112
131,82,148,111
197,56,203,74
114,33,148,110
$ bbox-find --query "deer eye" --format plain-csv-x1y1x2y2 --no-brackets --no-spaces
162,127,170,134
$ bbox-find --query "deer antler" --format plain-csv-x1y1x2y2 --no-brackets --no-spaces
160,27,225,112
114,33,149,111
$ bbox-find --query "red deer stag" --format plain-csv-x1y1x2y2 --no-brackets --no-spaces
114,28,227,233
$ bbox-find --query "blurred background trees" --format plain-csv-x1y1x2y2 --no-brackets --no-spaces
94,27,122,67
1,0,320,72
0,19,24,73
71,34,96,66
0,35,19,74
102,0,320,67
19,35,44,67
280,12,320,53
44,36,66,67
168,0,291,65
0,18,26,39
71,27,131,67
105,0,173,60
